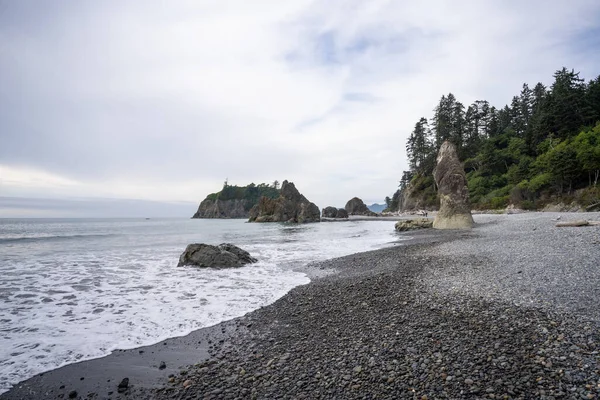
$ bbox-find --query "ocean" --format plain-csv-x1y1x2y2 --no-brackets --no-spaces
0,218,400,393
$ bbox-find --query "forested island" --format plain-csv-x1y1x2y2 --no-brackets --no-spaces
386,67,600,212
192,181,280,218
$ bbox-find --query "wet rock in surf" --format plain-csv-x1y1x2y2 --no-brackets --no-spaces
177,243,258,268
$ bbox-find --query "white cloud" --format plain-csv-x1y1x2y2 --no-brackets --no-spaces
1,0,600,212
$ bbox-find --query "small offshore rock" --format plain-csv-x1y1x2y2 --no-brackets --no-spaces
177,243,257,268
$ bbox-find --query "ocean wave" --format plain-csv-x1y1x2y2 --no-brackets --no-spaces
0,233,119,244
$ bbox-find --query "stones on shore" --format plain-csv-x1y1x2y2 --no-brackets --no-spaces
151,243,600,400
177,243,257,268
432,141,474,229
322,206,349,219
395,218,433,231
117,377,129,393
344,197,378,216
248,180,321,223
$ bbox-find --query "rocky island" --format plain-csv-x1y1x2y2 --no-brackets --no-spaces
192,182,279,219
248,180,320,223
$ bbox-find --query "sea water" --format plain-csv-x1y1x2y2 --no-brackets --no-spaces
0,218,398,393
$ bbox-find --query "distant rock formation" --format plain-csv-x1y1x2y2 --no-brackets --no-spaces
433,141,474,229
193,198,248,219
367,203,386,213
192,183,280,219
322,206,338,218
322,206,349,219
395,218,433,231
345,197,378,216
248,180,321,223
177,243,257,268
336,208,349,218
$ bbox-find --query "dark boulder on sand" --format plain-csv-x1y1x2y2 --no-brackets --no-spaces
433,141,474,229
344,197,377,216
178,243,257,268
248,180,320,223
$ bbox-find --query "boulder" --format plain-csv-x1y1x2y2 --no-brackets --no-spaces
395,218,433,232
336,208,349,218
321,207,349,219
433,141,474,229
248,180,320,223
322,206,338,218
344,197,378,216
177,243,257,268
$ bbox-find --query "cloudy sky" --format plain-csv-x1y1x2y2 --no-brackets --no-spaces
1,0,600,217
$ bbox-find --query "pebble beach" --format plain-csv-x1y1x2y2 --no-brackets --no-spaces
4,212,600,399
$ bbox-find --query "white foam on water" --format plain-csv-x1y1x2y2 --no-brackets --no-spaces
0,218,399,394
0,253,309,393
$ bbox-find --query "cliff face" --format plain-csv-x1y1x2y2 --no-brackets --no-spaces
192,198,249,219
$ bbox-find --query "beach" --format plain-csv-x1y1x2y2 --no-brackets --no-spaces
3,212,600,399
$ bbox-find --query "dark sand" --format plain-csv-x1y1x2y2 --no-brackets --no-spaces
3,213,599,399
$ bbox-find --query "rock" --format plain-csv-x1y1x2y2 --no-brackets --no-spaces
159,361,166,370
192,198,249,219
322,207,349,219
192,183,280,219
322,206,338,218
344,197,378,216
394,218,433,231
248,180,320,223
177,243,258,268
68,390,77,399
117,377,129,393
432,141,474,229
336,208,348,218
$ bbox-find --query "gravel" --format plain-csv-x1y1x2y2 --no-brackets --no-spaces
147,213,600,399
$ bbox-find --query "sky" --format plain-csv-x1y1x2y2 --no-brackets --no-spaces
1,0,600,217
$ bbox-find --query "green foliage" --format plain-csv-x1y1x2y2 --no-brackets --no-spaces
397,67,600,211
206,182,280,211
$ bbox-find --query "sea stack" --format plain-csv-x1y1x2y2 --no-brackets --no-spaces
344,197,377,216
248,180,320,223
433,141,474,229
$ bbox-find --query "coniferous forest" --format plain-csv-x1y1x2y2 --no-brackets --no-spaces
386,67,600,212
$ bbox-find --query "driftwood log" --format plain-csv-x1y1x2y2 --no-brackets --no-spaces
556,220,600,227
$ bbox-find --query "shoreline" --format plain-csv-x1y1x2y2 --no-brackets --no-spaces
3,212,600,399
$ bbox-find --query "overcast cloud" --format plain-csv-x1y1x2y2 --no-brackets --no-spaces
1,0,600,216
